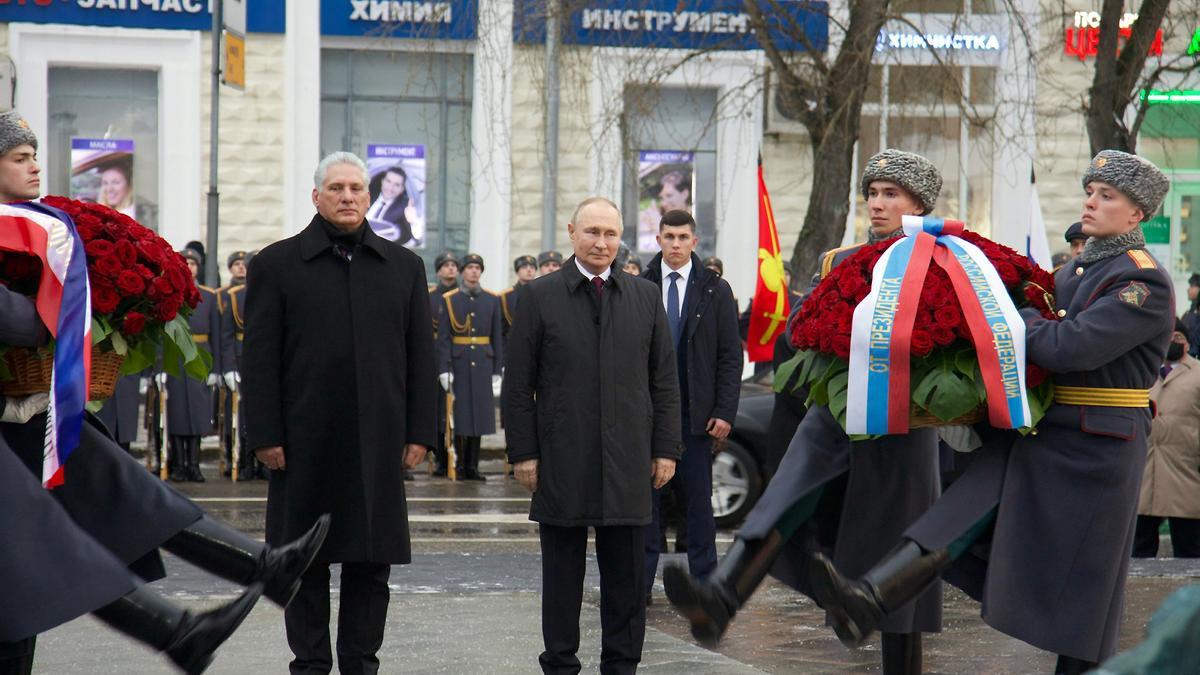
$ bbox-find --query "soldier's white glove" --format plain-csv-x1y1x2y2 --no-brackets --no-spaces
155,372,167,387
439,373,452,391
1,392,50,423
492,374,502,397
139,377,149,395
206,373,220,387
224,371,239,392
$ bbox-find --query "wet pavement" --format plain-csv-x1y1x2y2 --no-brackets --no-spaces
32,449,1200,673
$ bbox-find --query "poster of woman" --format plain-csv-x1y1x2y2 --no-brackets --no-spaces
365,144,427,248
636,150,695,252
70,138,137,221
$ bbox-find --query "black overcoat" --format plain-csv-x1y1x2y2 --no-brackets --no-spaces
94,373,142,444
435,286,503,437
242,216,438,564
0,440,133,642
503,257,683,526
641,252,742,433
165,285,220,436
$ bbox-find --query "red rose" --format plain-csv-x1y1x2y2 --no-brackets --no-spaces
933,305,961,330
152,276,175,296
995,261,1019,287
121,312,147,335
116,270,145,296
930,326,957,347
95,254,123,278
832,334,852,359
910,330,934,357
92,285,120,314
85,239,116,258
1027,363,1048,387
115,240,137,266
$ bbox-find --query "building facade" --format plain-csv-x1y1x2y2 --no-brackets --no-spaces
1,0,1196,302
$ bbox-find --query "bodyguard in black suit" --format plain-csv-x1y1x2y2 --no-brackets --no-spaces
641,209,742,602
243,153,438,674
504,197,682,675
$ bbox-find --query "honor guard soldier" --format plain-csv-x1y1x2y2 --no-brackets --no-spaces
216,250,248,477
500,254,537,337
219,252,265,481
429,250,460,476
162,248,222,482
666,149,945,675
436,253,503,480
537,249,563,276
810,150,1175,674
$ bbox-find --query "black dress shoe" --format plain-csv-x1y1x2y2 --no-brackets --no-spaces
256,515,332,607
461,469,487,482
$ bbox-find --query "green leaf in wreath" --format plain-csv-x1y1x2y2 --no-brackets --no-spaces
164,315,199,364
954,349,979,381
108,330,129,356
773,350,807,394
184,348,213,382
120,339,157,375
161,334,183,378
913,368,981,421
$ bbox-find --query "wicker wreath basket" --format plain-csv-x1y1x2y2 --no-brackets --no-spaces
909,403,985,429
1,348,125,401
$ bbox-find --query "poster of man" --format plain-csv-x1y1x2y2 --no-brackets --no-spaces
70,138,138,221
637,150,695,252
365,144,427,248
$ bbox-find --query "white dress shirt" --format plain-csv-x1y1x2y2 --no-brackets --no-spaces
574,257,612,282
660,258,692,316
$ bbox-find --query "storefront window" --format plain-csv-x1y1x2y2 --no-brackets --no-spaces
47,67,159,230
320,49,473,270
622,86,719,257
1140,105,1200,171
855,65,997,238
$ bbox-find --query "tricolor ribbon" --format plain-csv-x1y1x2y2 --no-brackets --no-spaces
0,202,92,487
846,216,1030,435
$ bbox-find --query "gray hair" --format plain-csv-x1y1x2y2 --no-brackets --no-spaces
314,151,368,189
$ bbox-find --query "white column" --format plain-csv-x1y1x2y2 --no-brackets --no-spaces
470,0,514,290
283,0,321,236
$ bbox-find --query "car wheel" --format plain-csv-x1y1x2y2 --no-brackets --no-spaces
711,440,762,529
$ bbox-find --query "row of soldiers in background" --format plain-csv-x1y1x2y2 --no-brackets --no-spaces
95,246,265,482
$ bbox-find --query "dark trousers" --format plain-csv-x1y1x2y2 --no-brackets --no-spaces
433,392,448,470
539,524,645,675
285,562,391,675
0,638,34,675
644,432,718,590
1133,515,1200,558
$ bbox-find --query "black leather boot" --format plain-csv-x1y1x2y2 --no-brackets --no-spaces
186,437,205,482
168,437,188,482
163,514,331,608
92,583,262,674
1054,654,1098,675
663,533,784,646
810,540,949,648
881,632,922,675
463,437,486,481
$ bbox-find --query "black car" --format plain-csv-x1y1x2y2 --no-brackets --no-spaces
710,373,776,528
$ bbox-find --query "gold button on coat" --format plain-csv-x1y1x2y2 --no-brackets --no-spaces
1075,267,1083,276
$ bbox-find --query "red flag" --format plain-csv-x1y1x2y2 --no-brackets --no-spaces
747,162,790,363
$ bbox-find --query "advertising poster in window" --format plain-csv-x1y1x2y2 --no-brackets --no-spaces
365,144,427,248
70,138,137,221
637,150,695,252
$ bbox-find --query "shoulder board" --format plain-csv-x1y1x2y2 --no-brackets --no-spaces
1127,249,1157,270
484,289,500,297
819,243,864,279
198,285,216,293
500,286,514,295
229,284,246,294
444,288,460,298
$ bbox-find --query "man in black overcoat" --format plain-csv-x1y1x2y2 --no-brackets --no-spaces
242,151,438,674
504,197,682,674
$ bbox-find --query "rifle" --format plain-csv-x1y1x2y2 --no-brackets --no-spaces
230,390,240,482
446,390,457,481
217,387,228,477
159,381,169,481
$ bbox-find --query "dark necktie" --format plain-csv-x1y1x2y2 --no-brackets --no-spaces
591,275,604,299
1161,364,1173,381
667,271,681,344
